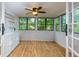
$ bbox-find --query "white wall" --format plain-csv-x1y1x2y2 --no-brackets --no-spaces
0,10,1,47
1,9,20,57
54,16,66,48
0,5,1,55
20,31,55,41
55,32,66,48
2,32,19,56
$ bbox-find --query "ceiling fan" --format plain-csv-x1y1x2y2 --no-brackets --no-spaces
25,6,46,16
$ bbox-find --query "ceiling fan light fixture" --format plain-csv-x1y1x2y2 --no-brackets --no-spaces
32,12,38,16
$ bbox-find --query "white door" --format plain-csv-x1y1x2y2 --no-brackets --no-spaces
66,2,79,57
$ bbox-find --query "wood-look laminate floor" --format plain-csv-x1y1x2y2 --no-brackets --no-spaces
9,41,65,57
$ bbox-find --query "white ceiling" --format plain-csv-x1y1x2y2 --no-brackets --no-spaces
5,2,66,17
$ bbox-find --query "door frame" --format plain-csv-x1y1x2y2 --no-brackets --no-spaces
66,2,79,57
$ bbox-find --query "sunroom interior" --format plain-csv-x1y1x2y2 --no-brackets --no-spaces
0,2,79,57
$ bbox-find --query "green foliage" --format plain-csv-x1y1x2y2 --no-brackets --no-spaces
19,17,54,31
19,17,27,30
37,18,54,31
74,9,79,33
55,17,60,31
61,15,66,32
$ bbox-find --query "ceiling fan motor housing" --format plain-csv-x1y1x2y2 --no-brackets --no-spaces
33,7,37,12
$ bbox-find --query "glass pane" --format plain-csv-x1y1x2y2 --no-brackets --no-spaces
55,17,60,24
46,24,53,31
69,12,72,23
37,18,45,25
37,18,45,30
74,8,79,22
74,24,79,38
73,39,79,54
47,18,53,24
68,36,72,48
19,24,26,30
46,18,53,31
74,23,79,33
37,25,45,30
55,17,60,31
28,18,35,30
69,24,72,34
61,24,66,32
19,17,27,23
62,15,66,23
28,24,35,30
69,9,79,24
19,17,27,30
28,18,35,24
56,25,60,31
74,8,79,33
61,15,66,32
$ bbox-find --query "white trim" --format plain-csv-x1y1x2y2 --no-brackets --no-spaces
73,37,79,40
35,17,37,31
69,35,79,40
55,40,66,48
69,46,79,57
71,2,74,57
60,16,61,32
66,2,69,57
69,46,72,50
73,49,79,57
68,22,79,25
1,2,5,57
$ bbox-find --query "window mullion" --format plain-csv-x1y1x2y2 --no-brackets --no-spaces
45,18,47,30
35,17,37,30
27,18,28,30
19,18,20,30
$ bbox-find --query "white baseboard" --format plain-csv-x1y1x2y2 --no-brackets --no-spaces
21,39,54,41
55,40,66,48
21,40,54,42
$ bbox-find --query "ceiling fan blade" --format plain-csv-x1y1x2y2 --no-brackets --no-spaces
38,11,46,13
38,6,42,10
25,8,32,11
26,12,32,15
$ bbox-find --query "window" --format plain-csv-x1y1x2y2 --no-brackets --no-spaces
19,17,54,31
19,17,27,30
37,18,46,30
61,14,66,32
69,13,72,23
37,17,54,31
68,9,79,33
19,17,35,30
46,18,54,31
68,13,72,33
74,9,79,33
28,18,35,30
55,17,60,31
